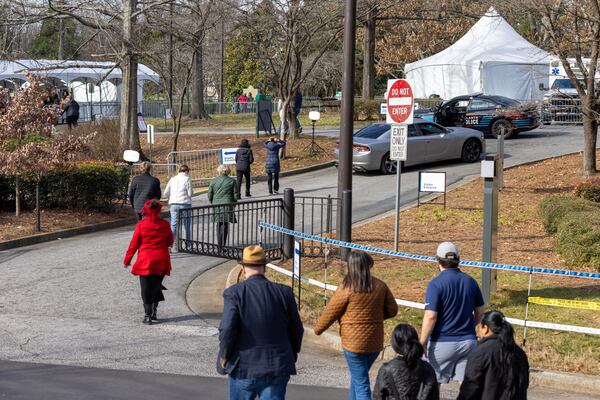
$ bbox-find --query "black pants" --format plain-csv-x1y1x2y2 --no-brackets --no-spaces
218,222,229,249
139,275,165,304
267,171,280,193
66,115,78,129
236,170,251,196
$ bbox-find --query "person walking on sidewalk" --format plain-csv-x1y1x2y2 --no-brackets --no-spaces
164,164,193,247
61,95,80,129
264,137,285,194
420,242,486,386
458,311,529,400
314,250,398,400
123,199,173,325
128,161,162,221
208,165,238,253
235,139,254,198
217,245,304,400
373,323,439,400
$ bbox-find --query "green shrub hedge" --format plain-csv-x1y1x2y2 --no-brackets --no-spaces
574,178,600,203
0,162,129,211
353,99,381,121
539,195,600,271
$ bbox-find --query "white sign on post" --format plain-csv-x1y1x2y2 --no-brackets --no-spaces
386,79,414,125
146,124,155,145
419,171,446,193
220,148,238,165
293,240,301,278
390,125,408,161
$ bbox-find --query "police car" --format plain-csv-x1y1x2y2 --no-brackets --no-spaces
432,94,540,139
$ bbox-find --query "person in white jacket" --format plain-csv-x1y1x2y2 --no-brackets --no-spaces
164,165,193,245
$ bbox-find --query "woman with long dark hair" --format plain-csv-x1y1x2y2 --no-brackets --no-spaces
373,324,439,400
314,250,398,400
123,199,173,325
458,310,529,400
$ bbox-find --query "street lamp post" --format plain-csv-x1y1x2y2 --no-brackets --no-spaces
337,0,357,261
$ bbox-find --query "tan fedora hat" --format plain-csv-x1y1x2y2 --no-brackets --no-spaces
241,245,267,266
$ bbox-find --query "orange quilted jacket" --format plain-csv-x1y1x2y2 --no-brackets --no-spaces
314,277,398,353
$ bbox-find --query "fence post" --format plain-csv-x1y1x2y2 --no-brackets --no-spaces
340,190,352,261
481,154,499,305
283,188,295,260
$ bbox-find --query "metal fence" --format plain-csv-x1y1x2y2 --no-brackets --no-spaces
296,195,340,257
178,198,284,260
132,162,178,185
542,98,583,124
166,149,228,187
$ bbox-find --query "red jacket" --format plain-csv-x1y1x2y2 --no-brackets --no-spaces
124,201,174,276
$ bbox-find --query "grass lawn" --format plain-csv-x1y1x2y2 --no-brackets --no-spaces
145,111,377,130
268,150,600,376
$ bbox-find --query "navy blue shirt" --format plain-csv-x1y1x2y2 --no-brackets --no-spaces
425,269,484,342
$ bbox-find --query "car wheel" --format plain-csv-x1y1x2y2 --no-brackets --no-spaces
491,119,514,139
461,139,482,163
380,153,403,174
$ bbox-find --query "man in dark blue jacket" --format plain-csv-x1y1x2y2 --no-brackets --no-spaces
263,138,286,195
217,245,303,400
128,161,162,220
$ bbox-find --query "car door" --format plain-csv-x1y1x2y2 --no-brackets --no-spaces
415,122,451,163
405,124,426,166
465,98,497,129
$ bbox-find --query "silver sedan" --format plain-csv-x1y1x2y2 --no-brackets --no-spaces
334,119,486,174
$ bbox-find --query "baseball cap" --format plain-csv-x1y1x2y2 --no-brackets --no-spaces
436,241,460,261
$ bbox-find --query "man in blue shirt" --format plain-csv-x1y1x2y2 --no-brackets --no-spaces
420,242,485,384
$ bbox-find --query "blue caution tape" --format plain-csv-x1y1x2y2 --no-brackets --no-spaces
259,222,600,280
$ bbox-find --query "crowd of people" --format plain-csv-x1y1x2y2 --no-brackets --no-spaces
122,152,529,400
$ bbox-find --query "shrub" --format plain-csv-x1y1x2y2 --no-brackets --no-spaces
555,212,600,271
353,99,381,121
71,119,122,162
574,178,600,203
0,162,128,211
538,195,599,234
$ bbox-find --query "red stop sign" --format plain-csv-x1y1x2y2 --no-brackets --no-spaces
386,80,414,124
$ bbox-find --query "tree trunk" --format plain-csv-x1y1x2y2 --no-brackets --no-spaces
128,57,143,154
190,44,209,119
582,97,598,176
58,17,65,60
14,175,20,217
361,7,376,99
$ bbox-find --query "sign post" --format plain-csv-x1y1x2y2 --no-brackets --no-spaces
386,79,414,252
293,239,302,310
146,124,155,162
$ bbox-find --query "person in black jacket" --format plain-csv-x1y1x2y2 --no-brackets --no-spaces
235,138,254,198
217,245,303,399
61,95,80,129
373,324,439,400
458,310,529,400
128,161,162,220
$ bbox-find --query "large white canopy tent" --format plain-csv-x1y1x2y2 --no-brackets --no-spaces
0,59,160,114
404,8,551,101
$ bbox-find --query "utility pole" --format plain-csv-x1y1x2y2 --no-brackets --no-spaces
220,18,225,113
337,0,357,260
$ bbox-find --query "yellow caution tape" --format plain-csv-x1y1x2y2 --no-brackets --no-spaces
528,297,600,311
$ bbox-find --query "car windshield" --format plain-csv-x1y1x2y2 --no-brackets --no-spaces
551,79,585,90
354,123,390,139
489,96,519,107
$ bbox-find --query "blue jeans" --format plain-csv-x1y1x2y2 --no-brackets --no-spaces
170,203,191,244
228,375,289,400
343,350,379,400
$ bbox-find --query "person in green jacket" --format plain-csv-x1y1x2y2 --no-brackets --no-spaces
208,164,239,254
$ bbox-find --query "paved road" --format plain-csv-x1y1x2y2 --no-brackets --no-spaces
2,124,599,398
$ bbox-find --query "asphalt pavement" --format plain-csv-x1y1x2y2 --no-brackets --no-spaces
1,124,599,399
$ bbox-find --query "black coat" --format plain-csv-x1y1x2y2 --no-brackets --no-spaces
217,275,304,379
128,173,161,213
235,146,254,172
63,100,80,117
373,357,439,400
458,336,529,400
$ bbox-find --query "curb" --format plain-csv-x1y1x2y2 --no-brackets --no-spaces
0,210,169,251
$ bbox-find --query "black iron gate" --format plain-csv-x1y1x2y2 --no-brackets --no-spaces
177,189,340,261
178,198,284,260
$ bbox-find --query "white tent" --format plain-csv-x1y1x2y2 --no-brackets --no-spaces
0,59,159,105
404,8,551,101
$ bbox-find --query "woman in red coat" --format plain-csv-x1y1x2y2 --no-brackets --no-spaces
124,199,174,324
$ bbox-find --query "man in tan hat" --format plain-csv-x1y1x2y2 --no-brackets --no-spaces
217,245,304,399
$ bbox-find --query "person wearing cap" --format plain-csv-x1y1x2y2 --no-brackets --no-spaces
217,245,304,399
420,242,485,386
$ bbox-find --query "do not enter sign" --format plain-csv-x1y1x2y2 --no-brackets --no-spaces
386,79,414,125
